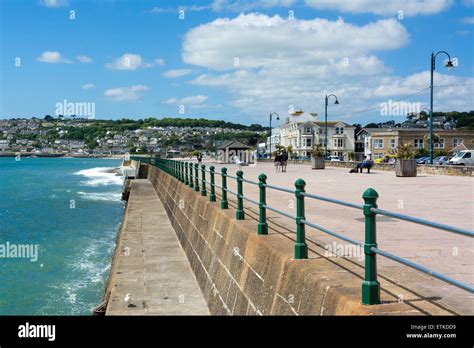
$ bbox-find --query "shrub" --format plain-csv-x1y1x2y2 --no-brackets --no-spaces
392,143,416,159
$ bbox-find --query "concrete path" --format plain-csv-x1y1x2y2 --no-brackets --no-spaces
106,179,209,315
179,158,473,314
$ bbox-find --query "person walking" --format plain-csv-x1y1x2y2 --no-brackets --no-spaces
280,150,288,172
274,153,281,173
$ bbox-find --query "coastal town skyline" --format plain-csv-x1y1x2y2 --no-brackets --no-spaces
1,0,474,125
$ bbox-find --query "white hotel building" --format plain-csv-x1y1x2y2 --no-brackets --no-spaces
267,110,359,160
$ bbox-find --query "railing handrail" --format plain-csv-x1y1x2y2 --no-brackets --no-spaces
147,157,474,301
370,207,473,237
371,246,473,293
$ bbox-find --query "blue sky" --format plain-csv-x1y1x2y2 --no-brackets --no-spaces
1,0,473,126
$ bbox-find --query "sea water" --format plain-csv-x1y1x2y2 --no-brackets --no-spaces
0,157,125,315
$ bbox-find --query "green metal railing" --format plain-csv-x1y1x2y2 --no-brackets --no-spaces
131,156,474,305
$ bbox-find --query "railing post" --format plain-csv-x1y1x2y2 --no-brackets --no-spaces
236,170,245,220
201,165,207,196
362,188,381,305
184,162,189,185
294,179,308,259
194,163,199,192
258,174,268,235
188,163,194,188
209,166,216,202
180,161,185,183
221,167,228,209
177,161,181,181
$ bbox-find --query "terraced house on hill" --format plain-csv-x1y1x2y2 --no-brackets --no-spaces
357,128,474,159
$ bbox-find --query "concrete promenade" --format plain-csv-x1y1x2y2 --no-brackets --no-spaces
182,159,473,314
106,179,209,315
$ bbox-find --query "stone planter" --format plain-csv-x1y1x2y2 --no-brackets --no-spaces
311,156,325,169
395,159,417,177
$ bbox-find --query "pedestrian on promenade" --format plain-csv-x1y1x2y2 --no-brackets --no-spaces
233,154,243,171
280,150,288,172
274,153,281,172
197,153,203,165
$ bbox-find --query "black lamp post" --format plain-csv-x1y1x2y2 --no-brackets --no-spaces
269,112,279,159
325,94,339,158
429,51,454,164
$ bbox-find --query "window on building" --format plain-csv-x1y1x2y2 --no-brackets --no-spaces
374,152,384,159
389,138,396,149
434,138,445,149
305,127,311,134
334,139,344,148
453,138,463,147
305,138,312,147
414,139,424,149
335,127,344,135
374,139,383,149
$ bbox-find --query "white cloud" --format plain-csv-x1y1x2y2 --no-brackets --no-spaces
77,55,93,63
37,51,71,64
163,95,208,105
82,83,95,90
371,72,474,111
151,5,210,13
461,16,474,24
163,69,193,78
183,14,408,71
105,54,164,70
154,58,166,66
40,0,68,8
304,0,452,17
151,0,294,14
211,0,296,12
104,85,149,102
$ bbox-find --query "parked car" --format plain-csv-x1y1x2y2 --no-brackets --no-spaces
329,155,341,162
416,156,430,164
387,157,396,164
448,150,474,166
433,156,450,165
374,155,396,164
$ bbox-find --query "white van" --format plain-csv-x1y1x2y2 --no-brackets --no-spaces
448,150,474,166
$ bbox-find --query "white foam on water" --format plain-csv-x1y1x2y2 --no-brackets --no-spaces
74,167,122,187
78,191,121,202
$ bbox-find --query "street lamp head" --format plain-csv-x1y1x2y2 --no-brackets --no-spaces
276,116,280,121
445,60,455,70
334,99,339,105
